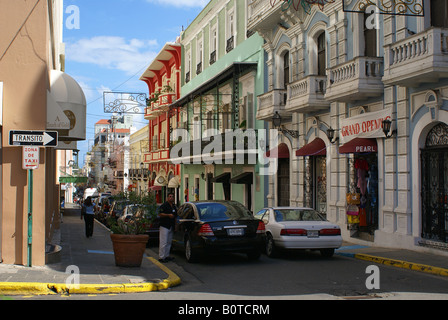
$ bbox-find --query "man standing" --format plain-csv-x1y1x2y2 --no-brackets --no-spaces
158,193,177,262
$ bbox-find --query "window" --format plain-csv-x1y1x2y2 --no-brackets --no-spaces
185,50,191,83
239,94,254,129
226,10,235,53
210,27,217,64
317,33,326,76
228,11,235,39
197,39,203,74
363,13,377,57
283,51,290,88
431,0,448,27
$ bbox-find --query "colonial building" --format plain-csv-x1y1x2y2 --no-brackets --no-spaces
248,0,448,253
0,0,87,265
129,125,150,195
140,42,182,204
171,0,267,213
90,115,133,193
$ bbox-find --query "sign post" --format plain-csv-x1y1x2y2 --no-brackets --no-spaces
9,130,57,267
22,146,39,267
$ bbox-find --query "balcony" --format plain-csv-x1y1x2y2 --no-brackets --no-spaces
256,89,287,121
383,27,448,86
169,131,260,165
196,62,202,75
325,56,384,102
210,51,216,65
247,0,286,32
287,75,330,113
144,136,169,163
144,92,176,120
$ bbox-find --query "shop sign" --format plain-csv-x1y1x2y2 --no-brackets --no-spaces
340,108,392,144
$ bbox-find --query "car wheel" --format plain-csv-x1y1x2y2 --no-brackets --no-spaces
266,234,278,258
185,238,198,263
320,248,335,258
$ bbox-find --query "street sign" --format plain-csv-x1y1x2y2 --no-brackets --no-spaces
9,130,58,147
23,146,40,170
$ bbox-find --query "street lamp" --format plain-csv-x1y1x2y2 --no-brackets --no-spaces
326,127,339,144
382,119,396,138
272,111,299,138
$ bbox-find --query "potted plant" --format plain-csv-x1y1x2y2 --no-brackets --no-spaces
108,192,157,267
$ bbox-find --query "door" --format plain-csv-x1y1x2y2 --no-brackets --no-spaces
314,156,327,217
421,123,448,243
277,158,290,206
173,204,196,247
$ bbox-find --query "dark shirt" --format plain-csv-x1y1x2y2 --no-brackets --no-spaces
159,201,177,229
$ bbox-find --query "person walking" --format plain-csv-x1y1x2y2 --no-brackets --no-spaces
81,196,96,238
158,193,177,262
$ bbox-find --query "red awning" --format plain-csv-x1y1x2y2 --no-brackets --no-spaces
339,138,377,154
264,143,290,158
296,138,326,156
149,186,162,191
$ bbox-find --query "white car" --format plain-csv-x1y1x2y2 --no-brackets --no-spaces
254,207,342,258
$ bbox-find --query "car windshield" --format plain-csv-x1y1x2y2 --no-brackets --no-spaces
273,209,325,222
196,202,253,221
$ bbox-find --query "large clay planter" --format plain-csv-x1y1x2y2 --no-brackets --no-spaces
110,234,149,267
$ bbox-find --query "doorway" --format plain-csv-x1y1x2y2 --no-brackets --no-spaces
421,123,448,243
277,158,290,206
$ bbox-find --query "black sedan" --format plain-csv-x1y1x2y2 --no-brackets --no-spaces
172,200,266,263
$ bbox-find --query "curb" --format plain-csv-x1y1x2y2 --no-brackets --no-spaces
336,252,448,277
0,257,181,296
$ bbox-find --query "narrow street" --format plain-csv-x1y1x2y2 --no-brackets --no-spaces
16,244,448,301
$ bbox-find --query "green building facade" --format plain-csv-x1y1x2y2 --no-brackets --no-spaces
171,0,267,213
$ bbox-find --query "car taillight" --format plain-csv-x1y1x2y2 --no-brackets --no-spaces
320,228,341,236
256,221,266,234
280,229,307,236
198,224,214,237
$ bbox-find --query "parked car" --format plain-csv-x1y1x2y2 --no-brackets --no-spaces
254,207,342,258
105,199,129,226
172,200,266,263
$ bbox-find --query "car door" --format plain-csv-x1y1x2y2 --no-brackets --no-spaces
173,204,196,247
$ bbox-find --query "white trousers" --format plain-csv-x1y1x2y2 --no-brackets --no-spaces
159,226,173,259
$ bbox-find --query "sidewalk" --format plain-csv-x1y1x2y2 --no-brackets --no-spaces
0,204,448,296
336,242,448,277
0,205,180,296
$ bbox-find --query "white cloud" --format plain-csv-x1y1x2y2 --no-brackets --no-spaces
66,36,158,75
145,0,208,8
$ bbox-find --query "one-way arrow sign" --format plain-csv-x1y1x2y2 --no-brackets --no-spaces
9,130,58,147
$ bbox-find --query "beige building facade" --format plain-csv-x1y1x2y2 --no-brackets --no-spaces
0,0,86,266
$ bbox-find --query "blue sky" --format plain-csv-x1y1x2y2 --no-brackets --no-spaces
63,0,207,166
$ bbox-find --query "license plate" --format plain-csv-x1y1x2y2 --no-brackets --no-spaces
307,230,319,238
227,228,244,236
